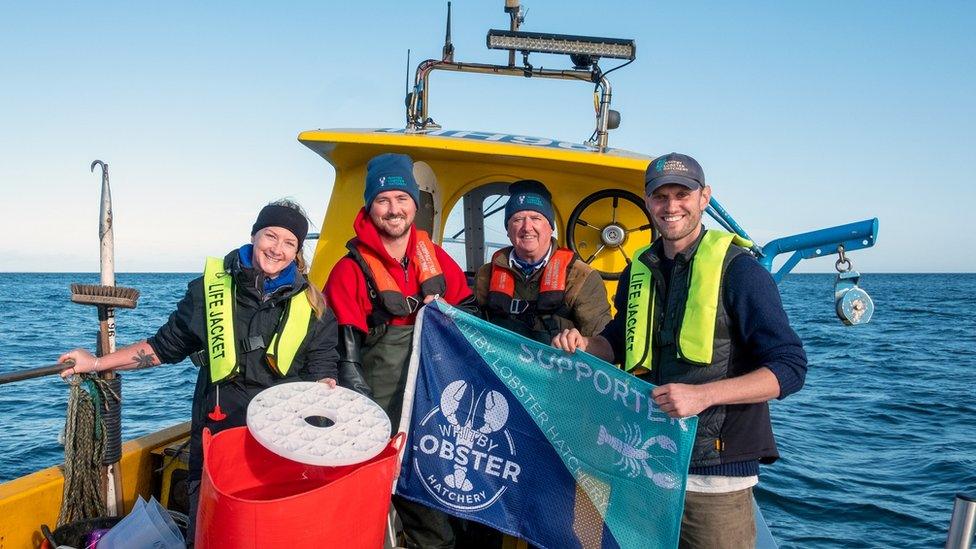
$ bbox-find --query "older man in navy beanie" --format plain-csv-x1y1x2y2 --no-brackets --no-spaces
475,179,611,345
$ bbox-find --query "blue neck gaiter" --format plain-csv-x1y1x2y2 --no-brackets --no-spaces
511,251,547,277
238,244,298,295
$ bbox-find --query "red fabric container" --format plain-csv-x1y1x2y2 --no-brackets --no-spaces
196,427,402,548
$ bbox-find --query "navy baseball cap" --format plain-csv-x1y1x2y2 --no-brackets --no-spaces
645,153,705,194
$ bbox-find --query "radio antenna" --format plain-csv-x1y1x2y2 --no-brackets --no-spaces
404,48,414,127
442,2,454,62
405,48,411,97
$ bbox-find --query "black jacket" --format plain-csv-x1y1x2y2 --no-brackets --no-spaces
601,232,807,474
148,249,339,386
147,249,339,481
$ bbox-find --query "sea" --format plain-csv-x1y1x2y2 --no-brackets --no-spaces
0,272,973,548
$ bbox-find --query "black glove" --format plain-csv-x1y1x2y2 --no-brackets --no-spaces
337,325,372,397
455,294,482,317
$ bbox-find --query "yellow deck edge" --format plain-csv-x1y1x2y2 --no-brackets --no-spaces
0,421,190,549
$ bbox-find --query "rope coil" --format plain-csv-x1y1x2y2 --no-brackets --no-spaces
57,374,120,526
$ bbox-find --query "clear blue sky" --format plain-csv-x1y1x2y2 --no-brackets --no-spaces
1,1,973,272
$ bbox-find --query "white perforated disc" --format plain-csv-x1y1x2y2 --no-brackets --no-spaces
246,382,391,466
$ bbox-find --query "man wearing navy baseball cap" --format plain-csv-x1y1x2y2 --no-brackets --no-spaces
643,152,710,248
554,152,807,548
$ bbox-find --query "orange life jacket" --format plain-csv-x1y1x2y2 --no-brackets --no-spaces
487,247,575,316
347,230,447,323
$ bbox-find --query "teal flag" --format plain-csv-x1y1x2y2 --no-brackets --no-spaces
397,301,698,548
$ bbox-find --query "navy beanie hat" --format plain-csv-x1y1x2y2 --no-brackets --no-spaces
251,204,309,246
505,180,555,229
364,153,420,208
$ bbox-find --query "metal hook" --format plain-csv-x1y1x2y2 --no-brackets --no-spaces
835,244,852,273
90,159,107,175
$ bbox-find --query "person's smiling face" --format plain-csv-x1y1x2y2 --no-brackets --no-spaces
507,211,553,262
369,190,417,239
646,183,711,253
250,226,299,278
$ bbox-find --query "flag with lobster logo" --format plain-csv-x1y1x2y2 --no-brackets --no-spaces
395,301,698,549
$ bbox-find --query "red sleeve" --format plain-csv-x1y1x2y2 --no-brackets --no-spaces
323,257,371,334
434,246,474,305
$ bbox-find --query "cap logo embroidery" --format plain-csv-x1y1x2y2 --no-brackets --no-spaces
663,160,689,173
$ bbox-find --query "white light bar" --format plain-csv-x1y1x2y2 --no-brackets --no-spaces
486,30,636,61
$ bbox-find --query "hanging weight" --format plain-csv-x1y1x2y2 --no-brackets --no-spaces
834,270,874,325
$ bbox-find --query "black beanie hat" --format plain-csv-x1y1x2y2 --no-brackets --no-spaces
251,204,309,246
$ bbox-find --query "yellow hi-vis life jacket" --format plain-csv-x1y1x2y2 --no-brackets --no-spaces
203,257,313,383
624,230,753,374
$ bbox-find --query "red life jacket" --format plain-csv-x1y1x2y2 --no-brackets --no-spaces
347,230,447,324
487,247,575,316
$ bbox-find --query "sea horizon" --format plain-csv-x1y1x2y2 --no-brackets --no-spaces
1,272,973,547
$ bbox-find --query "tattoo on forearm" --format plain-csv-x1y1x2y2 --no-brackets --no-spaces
132,349,158,369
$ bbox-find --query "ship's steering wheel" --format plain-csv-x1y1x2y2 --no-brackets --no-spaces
565,189,652,280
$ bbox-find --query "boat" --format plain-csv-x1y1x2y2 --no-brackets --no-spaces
0,2,893,547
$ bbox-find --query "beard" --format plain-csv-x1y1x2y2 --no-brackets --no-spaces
376,214,410,239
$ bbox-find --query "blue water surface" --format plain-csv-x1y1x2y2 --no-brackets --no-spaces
0,272,973,548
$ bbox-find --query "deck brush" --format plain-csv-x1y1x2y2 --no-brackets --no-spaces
70,283,140,309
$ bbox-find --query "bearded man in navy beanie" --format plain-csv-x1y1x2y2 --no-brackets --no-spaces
325,152,479,548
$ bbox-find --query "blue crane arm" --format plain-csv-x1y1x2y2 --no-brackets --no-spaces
759,218,879,283
705,197,879,284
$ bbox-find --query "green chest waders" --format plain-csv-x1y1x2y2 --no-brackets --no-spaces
362,325,415,432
